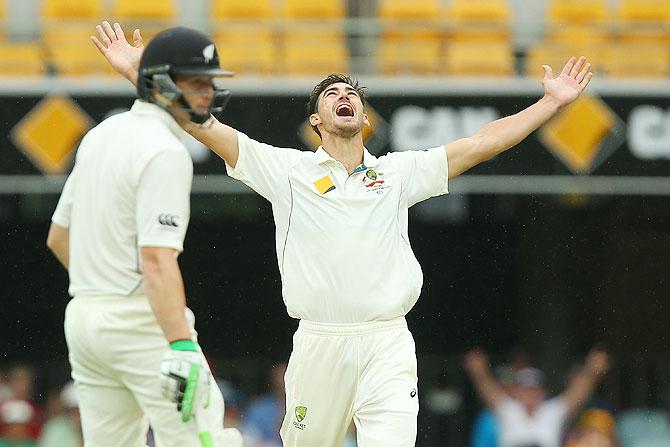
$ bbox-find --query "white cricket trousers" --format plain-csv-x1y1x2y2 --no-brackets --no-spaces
64,294,226,447
280,317,419,447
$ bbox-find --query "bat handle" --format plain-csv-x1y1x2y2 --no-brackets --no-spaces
198,431,214,447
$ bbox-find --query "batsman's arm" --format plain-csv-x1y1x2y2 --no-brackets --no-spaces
46,223,69,269
141,247,192,343
91,21,241,168
444,56,593,179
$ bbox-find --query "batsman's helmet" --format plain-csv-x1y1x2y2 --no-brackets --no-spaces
137,26,233,124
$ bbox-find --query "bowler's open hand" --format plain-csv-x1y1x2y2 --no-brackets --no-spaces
542,56,593,108
91,21,144,86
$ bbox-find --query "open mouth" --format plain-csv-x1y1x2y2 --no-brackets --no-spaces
336,103,354,117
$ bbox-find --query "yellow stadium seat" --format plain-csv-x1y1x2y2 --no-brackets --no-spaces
48,43,114,76
282,39,348,75
211,0,273,19
603,43,670,78
378,0,440,20
282,0,346,19
215,38,276,75
616,0,670,42
524,43,605,78
444,40,514,76
546,0,609,44
0,42,46,76
111,0,175,20
447,0,511,41
278,0,349,75
547,0,609,23
109,0,175,46
211,0,277,74
377,39,441,75
376,0,442,74
41,0,103,19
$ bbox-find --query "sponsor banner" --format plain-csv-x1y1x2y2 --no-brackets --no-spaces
2,94,669,177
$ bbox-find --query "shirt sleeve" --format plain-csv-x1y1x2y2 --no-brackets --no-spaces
51,166,77,228
225,131,306,202
545,396,570,422
136,149,193,252
388,146,449,207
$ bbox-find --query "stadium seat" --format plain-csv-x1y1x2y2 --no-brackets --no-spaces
547,0,609,23
48,43,114,76
275,0,348,74
211,0,274,19
0,42,46,76
378,0,441,39
546,0,610,45
377,0,442,74
603,43,670,79
444,40,514,76
215,38,275,75
376,39,441,75
378,0,440,20
40,0,103,74
524,43,606,78
109,0,176,45
282,38,348,75
616,0,670,42
211,0,277,74
41,0,103,19
282,0,346,19
111,0,175,20
447,0,511,41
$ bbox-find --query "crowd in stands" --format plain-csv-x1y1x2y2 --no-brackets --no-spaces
4,349,670,447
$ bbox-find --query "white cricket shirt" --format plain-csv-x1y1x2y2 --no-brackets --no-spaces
227,132,449,323
52,100,193,297
497,397,569,447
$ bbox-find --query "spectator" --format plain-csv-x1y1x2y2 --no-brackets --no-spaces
6,367,41,440
37,382,81,447
564,408,618,447
464,347,609,447
471,365,517,447
0,399,36,447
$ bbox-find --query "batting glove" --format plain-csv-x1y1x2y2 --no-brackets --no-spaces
160,340,211,423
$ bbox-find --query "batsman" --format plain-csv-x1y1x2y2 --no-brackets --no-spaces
47,27,242,447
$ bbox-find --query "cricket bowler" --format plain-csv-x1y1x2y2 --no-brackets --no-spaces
93,21,592,447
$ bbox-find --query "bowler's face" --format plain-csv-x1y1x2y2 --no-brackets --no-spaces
312,82,368,138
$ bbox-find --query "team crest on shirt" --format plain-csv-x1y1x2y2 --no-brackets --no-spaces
293,405,308,430
362,168,390,194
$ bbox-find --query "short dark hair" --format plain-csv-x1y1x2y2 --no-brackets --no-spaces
306,74,367,137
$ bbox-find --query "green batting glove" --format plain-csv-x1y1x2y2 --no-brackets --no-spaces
160,340,211,423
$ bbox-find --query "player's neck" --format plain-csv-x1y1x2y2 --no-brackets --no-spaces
321,133,364,173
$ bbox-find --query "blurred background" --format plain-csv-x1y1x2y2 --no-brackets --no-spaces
0,0,669,446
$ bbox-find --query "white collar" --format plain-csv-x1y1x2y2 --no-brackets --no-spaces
314,146,379,170
130,99,184,139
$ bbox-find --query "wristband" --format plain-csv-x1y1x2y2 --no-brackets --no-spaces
170,339,198,352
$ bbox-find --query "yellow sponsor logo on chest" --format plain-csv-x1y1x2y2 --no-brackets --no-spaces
313,175,336,195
